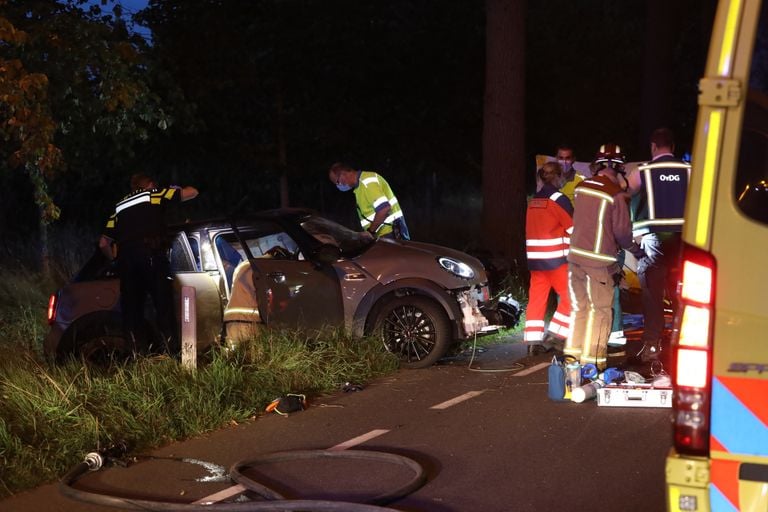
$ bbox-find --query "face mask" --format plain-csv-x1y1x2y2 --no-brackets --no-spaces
336,183,352,192
558,159,573,174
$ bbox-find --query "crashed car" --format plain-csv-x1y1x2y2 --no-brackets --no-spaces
45,209,517,368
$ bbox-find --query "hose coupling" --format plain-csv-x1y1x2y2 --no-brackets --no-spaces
84,452,104,471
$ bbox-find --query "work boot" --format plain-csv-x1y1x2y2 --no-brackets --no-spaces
527,344,548,356
637,341,662,363
542,333,564,355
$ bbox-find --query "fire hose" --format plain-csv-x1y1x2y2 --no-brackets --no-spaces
59,446,426,512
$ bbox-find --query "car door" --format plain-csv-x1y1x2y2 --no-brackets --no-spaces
251,257,344,329
169,231,223,348
224,223,344,330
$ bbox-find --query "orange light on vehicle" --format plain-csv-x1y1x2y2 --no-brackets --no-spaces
678,305,710,348
47,294,57,324
676,348,709,388
681,260,713,305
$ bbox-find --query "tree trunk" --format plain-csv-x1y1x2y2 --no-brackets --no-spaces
639,0,685,145
38,210,50,278
481,0,527,272
277,87,289,208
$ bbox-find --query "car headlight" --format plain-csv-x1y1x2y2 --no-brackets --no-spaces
438,257,475,279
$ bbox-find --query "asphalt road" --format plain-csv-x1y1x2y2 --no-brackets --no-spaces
2,340,672,512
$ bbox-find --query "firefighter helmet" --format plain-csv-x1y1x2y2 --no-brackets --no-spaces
592,143,626,174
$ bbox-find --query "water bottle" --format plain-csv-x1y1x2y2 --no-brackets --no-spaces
571,379,606,403
564,362,581,400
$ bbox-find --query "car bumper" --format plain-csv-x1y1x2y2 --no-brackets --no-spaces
665,449,710,512
43,324,65,359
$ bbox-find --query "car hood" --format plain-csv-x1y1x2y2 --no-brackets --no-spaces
351,238,488,288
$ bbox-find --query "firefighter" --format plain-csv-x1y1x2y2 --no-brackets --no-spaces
565,144,645,370
524,162,574,355
98,173,199,355
328,162,410,240
627,127,690,362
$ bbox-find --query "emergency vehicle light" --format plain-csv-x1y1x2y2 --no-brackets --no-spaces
672,243,715,455
680,260,713,305
47,293,58,325
676,349,709,388
678,305,710,348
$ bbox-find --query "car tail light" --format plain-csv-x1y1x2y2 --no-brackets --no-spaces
672,243,715,456
47,293,58,325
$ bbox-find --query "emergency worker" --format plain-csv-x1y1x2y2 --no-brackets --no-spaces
565,144,644,370
98,173,199,355
627,127,690,362
524,162,573,355
328,162,410,240
556,144,584,206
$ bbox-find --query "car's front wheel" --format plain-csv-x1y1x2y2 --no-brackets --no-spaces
370,296,452,369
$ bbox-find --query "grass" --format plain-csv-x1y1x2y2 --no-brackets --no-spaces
0,328,399,497
0,226,529,499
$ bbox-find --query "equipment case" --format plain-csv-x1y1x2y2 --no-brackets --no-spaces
596,383,673,408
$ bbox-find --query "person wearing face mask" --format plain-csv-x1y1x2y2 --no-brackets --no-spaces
524,161,574,355
328,162,410,240
555,143,584,206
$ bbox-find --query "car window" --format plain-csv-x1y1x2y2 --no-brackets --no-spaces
735,1,768,225
300,215,373,254
169,233,197,272
214,235,245,290
217,225,300,261
188,236,201,270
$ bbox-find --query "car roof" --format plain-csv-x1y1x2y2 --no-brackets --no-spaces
168,207,316,233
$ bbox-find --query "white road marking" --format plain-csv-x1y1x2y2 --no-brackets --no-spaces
193,484,247,505
513,362,550,376
328,429,390,451
194,429,391,503
430,390,485,410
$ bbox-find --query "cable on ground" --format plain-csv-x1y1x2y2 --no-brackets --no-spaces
466,331,525,373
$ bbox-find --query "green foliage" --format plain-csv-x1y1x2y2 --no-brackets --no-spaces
0,0,193,237
0,327,398,497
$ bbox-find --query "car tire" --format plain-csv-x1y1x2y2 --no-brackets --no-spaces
70,319,133,366
371,296,452,369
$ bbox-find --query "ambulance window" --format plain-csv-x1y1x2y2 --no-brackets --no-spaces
735,2,768,225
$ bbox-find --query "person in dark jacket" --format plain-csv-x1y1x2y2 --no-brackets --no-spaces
99,173,199,355
627,128,691,362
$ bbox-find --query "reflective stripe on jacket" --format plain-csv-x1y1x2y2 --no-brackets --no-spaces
525,186,574,271
568,175,636,268
353,171,404,237
631,155,690,236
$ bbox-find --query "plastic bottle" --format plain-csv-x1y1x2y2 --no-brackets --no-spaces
571,379,606,403
564,362,582,400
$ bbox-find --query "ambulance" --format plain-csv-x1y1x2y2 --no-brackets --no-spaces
665,0,768,510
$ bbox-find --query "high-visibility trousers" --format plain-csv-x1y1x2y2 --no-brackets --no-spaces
565,262,613,370
523,264,571,343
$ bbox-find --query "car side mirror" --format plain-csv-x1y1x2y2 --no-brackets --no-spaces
311,243,341,265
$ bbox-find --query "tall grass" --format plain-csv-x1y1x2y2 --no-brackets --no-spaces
0,328,399,497
0,226,528,498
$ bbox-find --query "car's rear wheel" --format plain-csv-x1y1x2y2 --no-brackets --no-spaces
70,320,132,366
371,296,451,368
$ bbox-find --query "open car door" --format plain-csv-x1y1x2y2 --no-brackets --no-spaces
223,221,344,331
